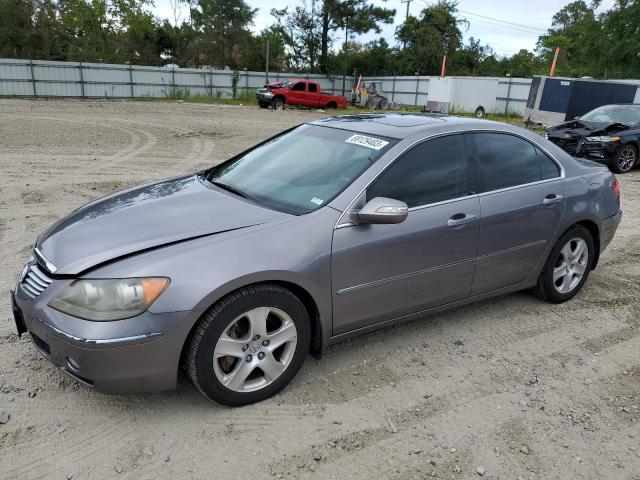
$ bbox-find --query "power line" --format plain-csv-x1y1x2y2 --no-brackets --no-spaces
418,1,548,34
458,9,547,32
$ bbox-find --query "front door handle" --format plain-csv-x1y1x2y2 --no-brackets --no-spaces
447,213,477,228
543,194,564,205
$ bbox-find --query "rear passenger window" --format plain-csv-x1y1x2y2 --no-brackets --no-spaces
308,83,317,93
472,133,560,192
537,147,561,179
367,134,470,208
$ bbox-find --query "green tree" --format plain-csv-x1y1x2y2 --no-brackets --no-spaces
191,0,256,67
395,0,465,75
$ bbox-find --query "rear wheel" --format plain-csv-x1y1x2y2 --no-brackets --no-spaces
532,225,594,303
611,144,637,174
188,284,310,406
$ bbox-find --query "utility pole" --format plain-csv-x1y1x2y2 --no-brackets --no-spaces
265,40,270,84
401,0,412,49
342,24,348,97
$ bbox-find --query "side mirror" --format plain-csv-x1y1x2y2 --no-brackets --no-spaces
355,197,408,224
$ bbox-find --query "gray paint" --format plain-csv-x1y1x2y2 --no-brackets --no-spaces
13,114,622,393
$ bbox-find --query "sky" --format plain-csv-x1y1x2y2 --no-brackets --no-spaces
151,0,614,57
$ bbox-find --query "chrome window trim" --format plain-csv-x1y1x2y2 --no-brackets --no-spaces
333,128,565,230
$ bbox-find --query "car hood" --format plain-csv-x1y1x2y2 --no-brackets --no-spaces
548,119,632,139
36,174,290,275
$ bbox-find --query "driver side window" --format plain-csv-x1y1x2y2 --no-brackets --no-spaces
291,82,306,91
367,134,471,208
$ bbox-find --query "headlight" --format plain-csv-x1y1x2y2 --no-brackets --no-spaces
585,136,621,143
543,132,549,139
49,278,169,321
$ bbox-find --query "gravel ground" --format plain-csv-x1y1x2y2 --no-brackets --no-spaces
0,99,639,480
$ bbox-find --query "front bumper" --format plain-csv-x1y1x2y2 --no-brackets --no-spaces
12,285,199,393
575,141,618,162
256,90,274,103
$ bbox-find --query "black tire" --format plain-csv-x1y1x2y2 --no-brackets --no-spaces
379,98,389,109
611,144,637,174
325,102,337,109
532,225,595,303
474,106,485,118
272,97,285,110
187,284,310,406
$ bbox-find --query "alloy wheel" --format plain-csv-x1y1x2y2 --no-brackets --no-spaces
617,146,636,172
213,307,297,393
552,237,589,294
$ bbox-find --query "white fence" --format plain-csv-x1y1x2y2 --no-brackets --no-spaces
0,58,531,115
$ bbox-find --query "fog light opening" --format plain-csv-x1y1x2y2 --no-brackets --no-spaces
66,356,80,372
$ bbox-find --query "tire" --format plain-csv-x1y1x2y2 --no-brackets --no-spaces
611,144,637,174
379,98,389,109
474,106,485,118
272,97,284,111
532,225,595,303
187,284,310,406
325,102,337,110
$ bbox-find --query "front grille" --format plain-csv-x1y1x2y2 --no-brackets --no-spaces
551,138,580,154
20,263,53,299
31,332,51,356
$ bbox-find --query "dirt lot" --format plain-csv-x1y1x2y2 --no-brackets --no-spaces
0,99,639,480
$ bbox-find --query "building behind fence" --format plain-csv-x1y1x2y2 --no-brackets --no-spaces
0,58,532,115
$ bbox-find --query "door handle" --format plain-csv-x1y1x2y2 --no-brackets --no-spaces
447,213,477,228
542,194,564,205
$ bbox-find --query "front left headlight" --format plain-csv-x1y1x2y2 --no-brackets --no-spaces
49,278,169,321
585,135,621,143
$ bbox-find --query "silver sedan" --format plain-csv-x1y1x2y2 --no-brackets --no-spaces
12,114,622,405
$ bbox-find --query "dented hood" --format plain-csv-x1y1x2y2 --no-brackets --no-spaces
36,174,289,275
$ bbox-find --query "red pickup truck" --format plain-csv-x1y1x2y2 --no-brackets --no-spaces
256,78,347,110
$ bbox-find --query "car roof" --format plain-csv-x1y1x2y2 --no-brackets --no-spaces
309,113,510,139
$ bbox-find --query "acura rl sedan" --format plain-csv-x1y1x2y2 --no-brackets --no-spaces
11,114,622,406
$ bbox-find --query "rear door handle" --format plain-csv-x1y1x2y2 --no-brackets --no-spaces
447,213,477,228
543,194,564,205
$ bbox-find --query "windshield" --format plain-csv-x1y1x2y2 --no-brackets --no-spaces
207,124,396,214
580,104,640,125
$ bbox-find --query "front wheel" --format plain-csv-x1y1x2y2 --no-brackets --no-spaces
187,284,310,406
611,144,637,174
272,97,285,111
532,225,594,303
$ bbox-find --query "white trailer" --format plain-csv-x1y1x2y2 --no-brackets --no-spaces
422,76,530,117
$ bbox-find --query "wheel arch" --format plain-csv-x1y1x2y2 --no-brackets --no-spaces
573,219,601,269
179,278,325,370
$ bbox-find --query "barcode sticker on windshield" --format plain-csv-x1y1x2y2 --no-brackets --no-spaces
345,134,389,150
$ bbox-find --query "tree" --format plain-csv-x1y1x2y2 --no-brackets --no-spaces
191,0,256,67
396,0,465,75
319,0,395,72
271,2,322,71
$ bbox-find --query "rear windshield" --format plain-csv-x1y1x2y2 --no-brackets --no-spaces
206,124,396,214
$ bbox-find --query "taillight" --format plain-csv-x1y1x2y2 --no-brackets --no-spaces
611,177,621,201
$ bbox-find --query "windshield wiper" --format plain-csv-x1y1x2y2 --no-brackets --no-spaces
210,180,251,199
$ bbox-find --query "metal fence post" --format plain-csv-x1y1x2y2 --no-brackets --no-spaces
78,62,85,98
503,77,513,115
392,72,396,103
129,64,134,97
171,66,176,95
245,69,249,98
29,59,37,97
414,75,420,106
